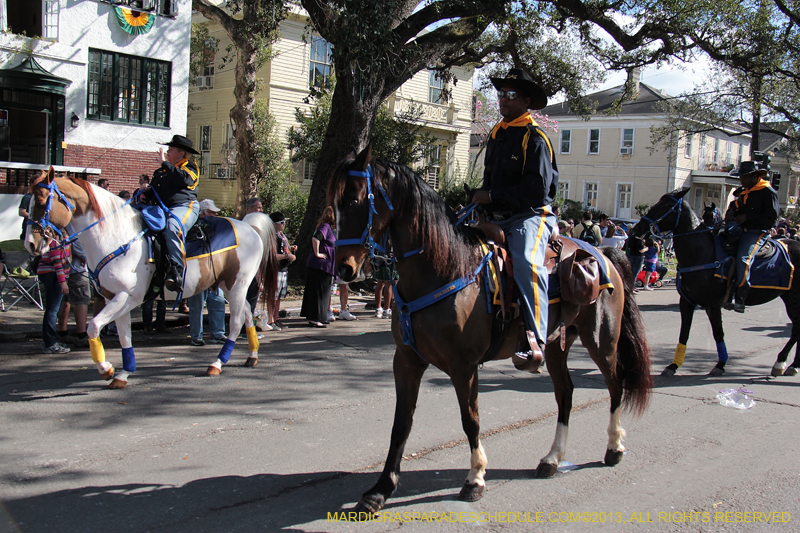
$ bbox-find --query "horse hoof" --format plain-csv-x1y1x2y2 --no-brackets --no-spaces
354,496,384,515
457,482,485,502
100,366,115,380
535,462,558,478
108,378,127,389
772,365,787,377
244,357,258,368
708,366,725,376
205,366,222,376
661,367,676,377
784,366,799,377
604,449,624,466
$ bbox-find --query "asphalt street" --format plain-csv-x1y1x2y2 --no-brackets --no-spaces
0,287,798,532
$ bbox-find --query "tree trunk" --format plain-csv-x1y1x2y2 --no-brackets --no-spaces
289,72,385,280
232,40,260,218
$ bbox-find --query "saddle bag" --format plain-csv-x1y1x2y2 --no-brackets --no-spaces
559,247,601,305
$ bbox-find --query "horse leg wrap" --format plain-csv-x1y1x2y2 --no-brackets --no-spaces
673,343,687,367
217,339,236,364
246,325,260,353
121,347,136,373
89,337,106,364
716,341,729,364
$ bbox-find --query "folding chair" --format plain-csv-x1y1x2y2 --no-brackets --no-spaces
1,249,43,312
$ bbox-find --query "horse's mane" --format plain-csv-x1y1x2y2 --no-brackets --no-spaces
328,158,478,279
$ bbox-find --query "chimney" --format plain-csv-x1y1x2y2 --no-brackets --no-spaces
631,68,641,96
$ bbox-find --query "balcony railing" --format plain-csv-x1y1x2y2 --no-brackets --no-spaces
208,163,235,180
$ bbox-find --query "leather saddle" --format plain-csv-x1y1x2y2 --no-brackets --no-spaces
474,217,602,308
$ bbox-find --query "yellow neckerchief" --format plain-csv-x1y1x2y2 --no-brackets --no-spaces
735,178,770,208
491,112,535,139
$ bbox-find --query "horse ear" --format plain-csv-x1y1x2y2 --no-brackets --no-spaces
345,146,357,162
354,142,373,171
675,187,691,199
47,165,55,183
711,202,716,209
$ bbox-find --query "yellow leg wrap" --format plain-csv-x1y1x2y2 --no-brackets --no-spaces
89,337,106,364
673,343,687,367
246,325,260,352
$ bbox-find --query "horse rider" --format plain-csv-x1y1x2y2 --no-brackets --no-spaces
471,67,558,372
146,134,200,292
724,159,779,313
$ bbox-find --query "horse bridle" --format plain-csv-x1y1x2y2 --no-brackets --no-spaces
334,164,395,260
641,194,683,237
28,179,76,241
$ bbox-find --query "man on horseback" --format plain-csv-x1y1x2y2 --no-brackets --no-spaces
471,68,558,371
147,135,200,292
724,160,779,313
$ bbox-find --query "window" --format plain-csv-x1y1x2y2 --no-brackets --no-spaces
713,137,720,165
738,143,744,166
7,1,59,40
199,125,211,176
726,141,733,166
425,145,442,188
684,133,693,159
588,128,600,154
621,128,634,153
303,160,317,181
558,181,570,201
87,49,171,127
560,130,571,154
43,0,59,40
309,36,333,88
429,71,444,104
584,182,598,209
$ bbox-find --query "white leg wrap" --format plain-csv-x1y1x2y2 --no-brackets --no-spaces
212,359,223,370
542,422,569,465
115,370,130,383
466,443,487,487
95,361,112,374
773,362,787,372
607,409,626,452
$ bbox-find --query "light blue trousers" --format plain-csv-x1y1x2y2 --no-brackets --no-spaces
188,288,226,341
499,209,556,346
165,201,199,267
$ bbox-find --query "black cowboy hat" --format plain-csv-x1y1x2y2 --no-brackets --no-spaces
732,160,768,178
490,68,548,110
159,134,200,155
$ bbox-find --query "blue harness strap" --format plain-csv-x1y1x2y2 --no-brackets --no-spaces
335,165,394,259
392,251,493,363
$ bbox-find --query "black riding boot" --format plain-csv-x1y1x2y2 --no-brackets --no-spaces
165,263,183,293
733,286,748,313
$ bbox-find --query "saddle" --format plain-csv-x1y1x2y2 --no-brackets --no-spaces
475,218,602,309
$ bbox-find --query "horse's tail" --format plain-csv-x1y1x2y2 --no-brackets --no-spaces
603,247,653,416
243,212,279,319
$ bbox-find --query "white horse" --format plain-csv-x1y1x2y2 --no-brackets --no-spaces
25,167,278,388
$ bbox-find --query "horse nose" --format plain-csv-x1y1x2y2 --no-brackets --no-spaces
336,263,355,282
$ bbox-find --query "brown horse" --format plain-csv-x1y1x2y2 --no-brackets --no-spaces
328,146,653,513
25,168,277,388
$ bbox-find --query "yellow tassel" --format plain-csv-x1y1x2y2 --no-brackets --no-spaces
246,325,260,352
673,343,687,367
89,337,105,363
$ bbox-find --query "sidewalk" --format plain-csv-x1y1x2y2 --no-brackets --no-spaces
0,293,375,342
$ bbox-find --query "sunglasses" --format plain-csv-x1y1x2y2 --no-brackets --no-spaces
497,90,521,101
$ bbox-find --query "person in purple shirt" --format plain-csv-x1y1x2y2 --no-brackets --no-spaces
301,206,336,327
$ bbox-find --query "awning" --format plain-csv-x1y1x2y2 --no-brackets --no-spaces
690,171,741,187
0,57,71,96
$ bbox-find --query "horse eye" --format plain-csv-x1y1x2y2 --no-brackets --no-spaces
348,198,358,207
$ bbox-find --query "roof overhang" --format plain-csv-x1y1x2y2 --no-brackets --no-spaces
0,57,71,96
690,171,741,187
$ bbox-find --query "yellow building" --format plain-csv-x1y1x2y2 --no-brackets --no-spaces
188,8,475,208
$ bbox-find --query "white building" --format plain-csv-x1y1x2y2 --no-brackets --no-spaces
0,0,191,241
